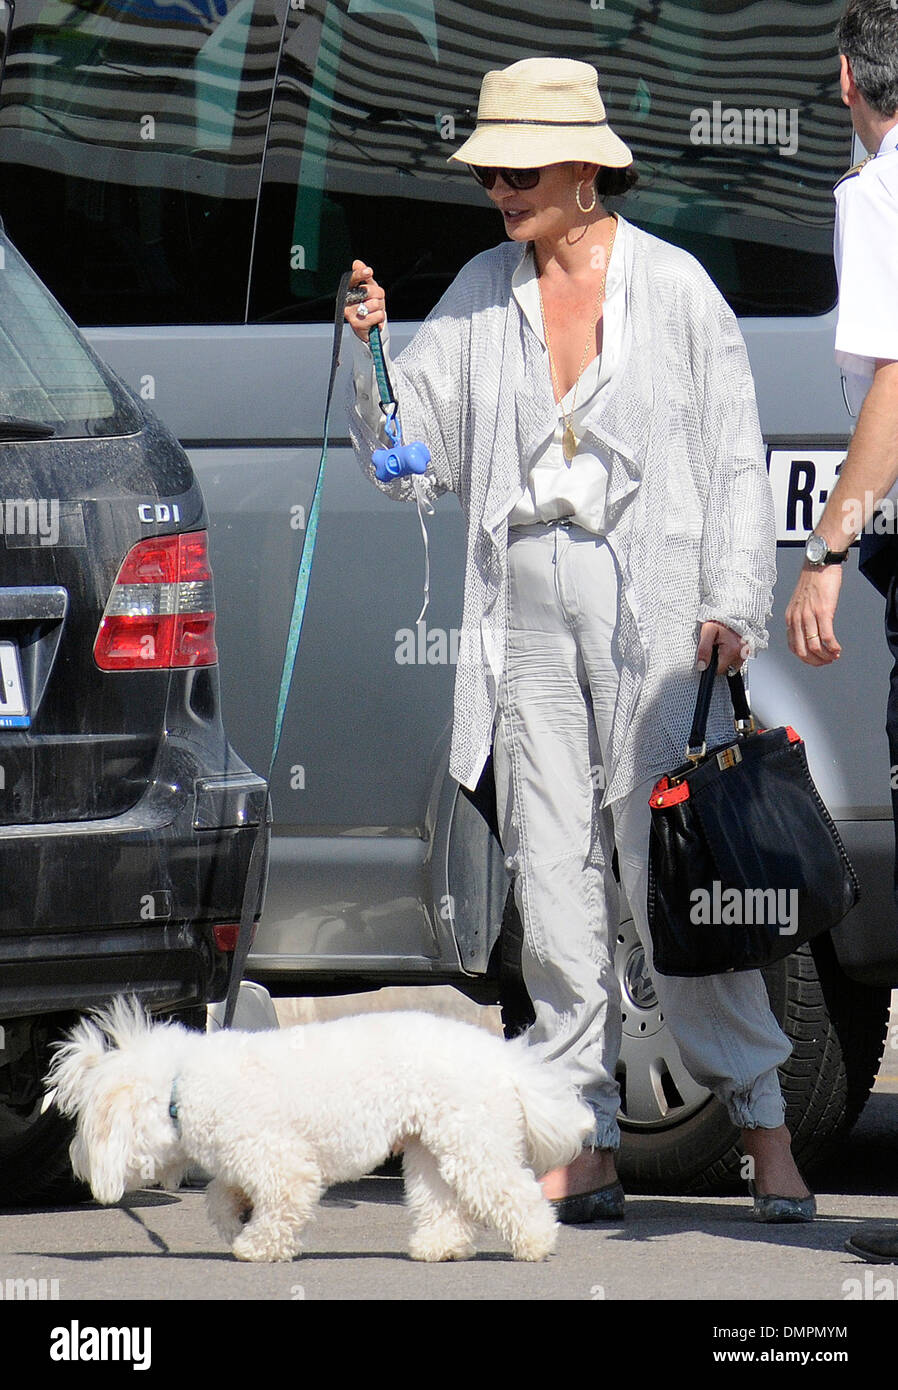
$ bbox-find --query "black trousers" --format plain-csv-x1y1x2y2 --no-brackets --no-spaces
856,530,898,900
885,566,898,903
858,531,898,899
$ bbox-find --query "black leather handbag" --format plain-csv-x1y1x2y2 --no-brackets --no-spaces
646,655,860,977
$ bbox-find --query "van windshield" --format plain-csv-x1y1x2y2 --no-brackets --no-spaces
0,235,140,438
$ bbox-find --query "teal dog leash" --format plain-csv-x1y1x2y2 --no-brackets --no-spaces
222,274,434,1025
222,270,354,1027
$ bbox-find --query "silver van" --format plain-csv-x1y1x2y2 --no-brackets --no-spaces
0,0,893,1195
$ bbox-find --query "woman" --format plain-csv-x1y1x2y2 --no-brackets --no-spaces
345,56,813,1223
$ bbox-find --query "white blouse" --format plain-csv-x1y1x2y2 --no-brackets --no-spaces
507,219,627,533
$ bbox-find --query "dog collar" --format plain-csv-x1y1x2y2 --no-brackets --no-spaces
168,1077,182,1139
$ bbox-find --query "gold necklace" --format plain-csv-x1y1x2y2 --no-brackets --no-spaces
537,214,617,462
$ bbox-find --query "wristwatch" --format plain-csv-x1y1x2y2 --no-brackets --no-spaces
805,533,849,566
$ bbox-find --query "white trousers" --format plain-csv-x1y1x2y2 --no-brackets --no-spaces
492,522,790,1150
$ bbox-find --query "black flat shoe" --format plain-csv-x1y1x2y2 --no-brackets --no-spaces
550,1179,625,1225
749,1180,816,1223
845,1225,898,1263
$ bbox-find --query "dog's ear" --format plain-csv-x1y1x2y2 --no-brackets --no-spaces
76,1079,144,1205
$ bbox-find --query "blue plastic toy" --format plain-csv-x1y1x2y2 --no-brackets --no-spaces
372,409,431,481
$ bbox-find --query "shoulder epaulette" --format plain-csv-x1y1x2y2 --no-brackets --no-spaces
834,155,873,190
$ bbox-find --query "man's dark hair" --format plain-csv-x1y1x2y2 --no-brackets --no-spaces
838,0,898,118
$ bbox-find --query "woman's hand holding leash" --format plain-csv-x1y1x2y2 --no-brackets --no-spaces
344,260,430,486
345,259,387,342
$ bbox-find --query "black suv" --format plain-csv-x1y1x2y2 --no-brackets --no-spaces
0,230,267,1203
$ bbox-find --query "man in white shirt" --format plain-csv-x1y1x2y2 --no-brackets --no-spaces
784,0,898,1263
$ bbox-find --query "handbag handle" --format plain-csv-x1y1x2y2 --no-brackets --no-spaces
685,644,755,759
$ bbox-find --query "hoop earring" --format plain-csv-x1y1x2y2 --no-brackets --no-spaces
576,179,597,214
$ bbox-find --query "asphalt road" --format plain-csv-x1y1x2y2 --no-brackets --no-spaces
4,1100,896,1304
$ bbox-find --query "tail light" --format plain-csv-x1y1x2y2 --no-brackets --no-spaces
213,923,256,951
94,531,219,671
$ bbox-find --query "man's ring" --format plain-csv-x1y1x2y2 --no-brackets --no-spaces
727,666,738,676
356,305,369,319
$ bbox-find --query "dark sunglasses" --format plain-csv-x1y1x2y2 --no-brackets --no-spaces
468,165,541,191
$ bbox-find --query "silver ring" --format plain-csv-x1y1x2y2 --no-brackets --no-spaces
356,305,369,320
727,666,738,676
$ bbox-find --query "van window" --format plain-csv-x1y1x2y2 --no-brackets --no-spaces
0,0,279,324
0,0,850,326
0,234,140,436
249,0,848,322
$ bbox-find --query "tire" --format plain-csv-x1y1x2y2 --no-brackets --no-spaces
0,1014,84,1207
0,1002,210,1208
618,932,890,1195
499,898,891,1194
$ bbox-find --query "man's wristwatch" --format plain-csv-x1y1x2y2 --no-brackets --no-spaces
805,533,850,567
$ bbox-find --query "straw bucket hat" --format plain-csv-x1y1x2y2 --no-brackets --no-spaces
449,56,632,170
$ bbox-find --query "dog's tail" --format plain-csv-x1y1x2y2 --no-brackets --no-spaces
505,1039,596,1178
45,996,155,1114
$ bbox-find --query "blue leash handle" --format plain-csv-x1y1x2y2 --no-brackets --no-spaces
369,324,393,410
368,323,431,482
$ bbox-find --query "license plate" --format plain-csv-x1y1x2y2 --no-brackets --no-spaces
0,641,29,728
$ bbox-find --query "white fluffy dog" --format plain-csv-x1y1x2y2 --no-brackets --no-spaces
46,998,594,1263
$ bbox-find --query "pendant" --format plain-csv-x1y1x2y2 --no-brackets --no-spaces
562,425,578,462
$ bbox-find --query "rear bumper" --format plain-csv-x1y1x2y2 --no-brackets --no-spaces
0,921,232,1020
0,739,269,1020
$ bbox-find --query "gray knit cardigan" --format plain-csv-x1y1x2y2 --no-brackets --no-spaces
346,217,776,805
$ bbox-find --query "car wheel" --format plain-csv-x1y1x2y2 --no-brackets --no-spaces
499,899,891,1194
0,1014,84,1207
0,1003,211,1207
614,921,891,1194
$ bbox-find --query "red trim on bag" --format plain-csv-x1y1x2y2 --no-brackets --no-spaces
649,778,690,808
785,726,802,743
